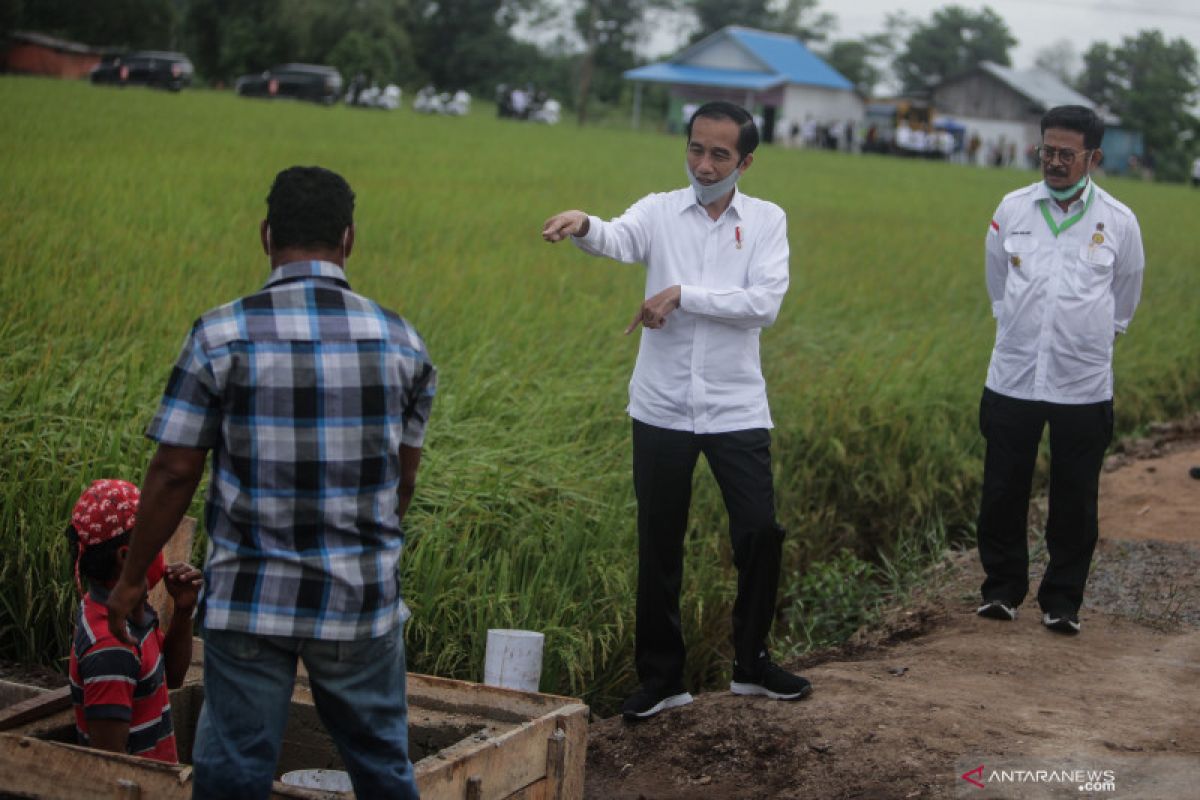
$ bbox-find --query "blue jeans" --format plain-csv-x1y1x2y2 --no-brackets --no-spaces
192,622,418,800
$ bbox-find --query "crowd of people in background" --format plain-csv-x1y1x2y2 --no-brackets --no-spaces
770,114,1090,172
343,73,471,115
413,85,471,115
496,83,561,124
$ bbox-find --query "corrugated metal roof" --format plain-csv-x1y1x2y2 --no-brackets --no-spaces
624,25,853,92
725,27,852,91
977,61,1119,124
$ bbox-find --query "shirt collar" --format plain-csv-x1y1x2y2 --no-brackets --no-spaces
676,185,745,221
1031,179,1095,212
264,260,351,290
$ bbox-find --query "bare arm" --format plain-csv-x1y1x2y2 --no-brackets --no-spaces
398,444,423,521
162,562,202,688
87,719,130,754
108,444,207,646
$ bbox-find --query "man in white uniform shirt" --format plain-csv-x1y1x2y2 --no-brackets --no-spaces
976,105,1144,635
542,101,811,720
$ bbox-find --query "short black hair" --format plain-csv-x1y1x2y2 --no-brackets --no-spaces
66,526,130,583
1040,105,1105,150
266,166,355,251
686,101,760,161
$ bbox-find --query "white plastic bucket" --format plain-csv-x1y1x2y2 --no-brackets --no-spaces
483,629,544,692
280,769,353,791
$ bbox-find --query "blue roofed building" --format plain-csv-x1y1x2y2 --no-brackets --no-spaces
624,25,863,144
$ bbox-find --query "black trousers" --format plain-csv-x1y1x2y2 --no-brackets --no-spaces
976,387,1113,615
631,419,785,692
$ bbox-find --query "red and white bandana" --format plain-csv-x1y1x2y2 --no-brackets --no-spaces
71,479,139,548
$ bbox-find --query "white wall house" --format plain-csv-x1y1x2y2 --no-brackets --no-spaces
624,26,862,145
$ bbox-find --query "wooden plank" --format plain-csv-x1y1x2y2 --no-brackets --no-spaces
0,686,71,732
416,714,555,800
148,517,196,625
406,673,578,722
504,778,550,800
552,708,588,800
544,728,565,799
0,734,345,799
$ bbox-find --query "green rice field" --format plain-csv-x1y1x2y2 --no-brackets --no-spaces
1,77,1197,710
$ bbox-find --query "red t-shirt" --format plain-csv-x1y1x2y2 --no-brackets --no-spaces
68,587,177,763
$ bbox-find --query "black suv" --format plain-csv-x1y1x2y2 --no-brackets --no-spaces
235,64,343,105
90,51,194,91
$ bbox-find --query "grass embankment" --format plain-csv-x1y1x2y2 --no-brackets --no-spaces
1,77,1197,711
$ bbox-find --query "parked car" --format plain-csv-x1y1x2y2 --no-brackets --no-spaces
90,51,194,91
235,64,343,105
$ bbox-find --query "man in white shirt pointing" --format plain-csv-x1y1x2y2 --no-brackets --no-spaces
542,101,811,720
976,105,1144,635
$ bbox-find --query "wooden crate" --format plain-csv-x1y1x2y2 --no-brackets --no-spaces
0,664,588,799
0,515,587,797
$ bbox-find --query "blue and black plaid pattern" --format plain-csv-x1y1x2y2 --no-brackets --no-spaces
146,261,436,640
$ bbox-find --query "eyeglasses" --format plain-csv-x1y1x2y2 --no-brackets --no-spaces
1036,145,1091,166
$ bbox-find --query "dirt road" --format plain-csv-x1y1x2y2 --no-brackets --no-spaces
585,434,1200,799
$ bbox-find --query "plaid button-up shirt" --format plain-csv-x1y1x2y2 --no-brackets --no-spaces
146,260,436,640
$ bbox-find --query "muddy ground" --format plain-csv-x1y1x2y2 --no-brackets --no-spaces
584,419,1200,799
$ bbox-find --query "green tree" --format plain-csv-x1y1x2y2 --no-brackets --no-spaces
1,0,23,37
893,5,1015,95
414,0,537,92
574,0,650,122
313,0,418,87
823,38,883,97
15,0,175,49
182,0,418,87
1078,30,1200,182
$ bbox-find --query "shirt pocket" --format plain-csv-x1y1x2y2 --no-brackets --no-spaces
1073,241,1116,295
1078,241,1116,270
1002,236,1040,277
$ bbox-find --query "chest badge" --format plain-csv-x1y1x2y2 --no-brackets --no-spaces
1010,255,1021,268
1096,222,1104,231
735,225,743,249
1092,232,1104,244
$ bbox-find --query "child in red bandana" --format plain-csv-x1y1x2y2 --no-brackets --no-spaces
66,479,201,762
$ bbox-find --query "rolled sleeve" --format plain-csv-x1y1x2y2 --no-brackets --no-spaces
145,326,221,448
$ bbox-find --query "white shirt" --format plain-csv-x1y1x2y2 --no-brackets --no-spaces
574,187,789,433
985,180,1144,404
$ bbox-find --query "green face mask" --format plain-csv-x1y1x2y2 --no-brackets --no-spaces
1046,174,1089,201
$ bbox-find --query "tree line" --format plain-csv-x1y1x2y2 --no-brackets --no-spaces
4,1,1197,180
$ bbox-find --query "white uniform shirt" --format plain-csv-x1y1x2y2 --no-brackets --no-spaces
985,180,1144,404
574,187,789,433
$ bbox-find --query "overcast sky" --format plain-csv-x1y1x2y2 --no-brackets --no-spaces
625,0,1200,75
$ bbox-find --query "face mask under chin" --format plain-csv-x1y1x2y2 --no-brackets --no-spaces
686,162,742,205
1045,174,1089,201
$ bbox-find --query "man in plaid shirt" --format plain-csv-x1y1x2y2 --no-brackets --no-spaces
108,166,435,799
